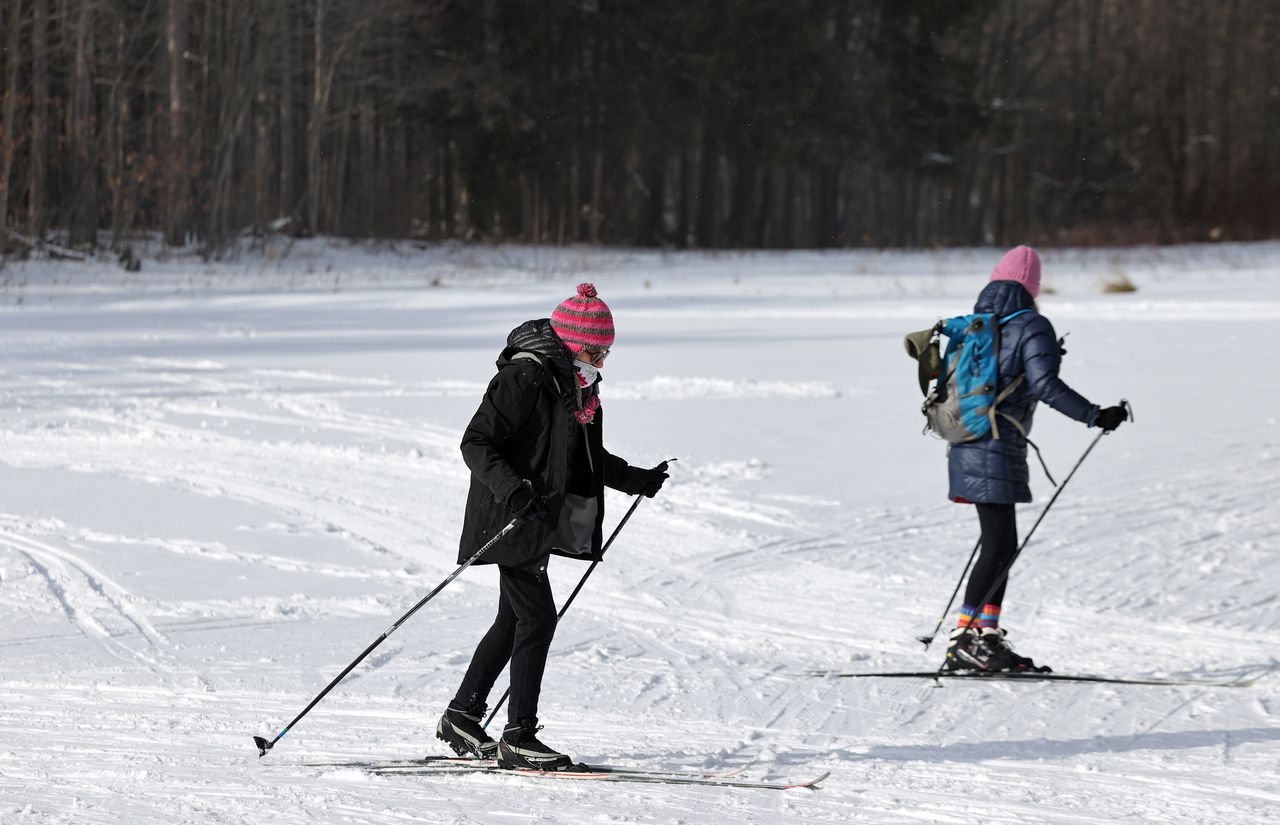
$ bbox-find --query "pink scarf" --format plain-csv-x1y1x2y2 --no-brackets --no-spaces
574,367,601,424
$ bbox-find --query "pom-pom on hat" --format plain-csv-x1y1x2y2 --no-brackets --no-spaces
551,283,615,353
989,245,1042,298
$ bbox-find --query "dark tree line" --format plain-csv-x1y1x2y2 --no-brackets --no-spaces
0,0,1276,256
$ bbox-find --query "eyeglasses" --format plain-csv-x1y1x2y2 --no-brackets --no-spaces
582,348,610,365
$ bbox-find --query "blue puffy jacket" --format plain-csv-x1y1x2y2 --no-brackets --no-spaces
947,280,1100,504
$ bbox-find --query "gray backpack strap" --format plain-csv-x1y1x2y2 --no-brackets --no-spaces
511,351,563,395
512,351,594,472
986,374,1025,440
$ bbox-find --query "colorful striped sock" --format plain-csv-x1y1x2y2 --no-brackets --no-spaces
956,604,977,629
977,603,1002,629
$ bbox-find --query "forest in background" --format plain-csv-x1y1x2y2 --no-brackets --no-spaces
0,0,1277,256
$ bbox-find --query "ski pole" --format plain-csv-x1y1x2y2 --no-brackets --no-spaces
938,400,1130,672
916,536,982,650
481,459,674,730
253,513,526,757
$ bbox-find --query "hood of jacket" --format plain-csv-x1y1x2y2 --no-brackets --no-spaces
975,279,1036,317
500,319,575,373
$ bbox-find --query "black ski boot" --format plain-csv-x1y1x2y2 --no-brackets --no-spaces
946,625,1024,671
979,627,1051,673
943,626,985,671
497,720,574,771
436,702,498,759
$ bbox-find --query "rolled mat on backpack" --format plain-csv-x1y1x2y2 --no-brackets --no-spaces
904,324,944,396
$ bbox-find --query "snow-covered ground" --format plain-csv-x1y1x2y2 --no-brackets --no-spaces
1,241,1277,824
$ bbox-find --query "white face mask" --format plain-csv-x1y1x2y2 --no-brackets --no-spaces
575,360,600,386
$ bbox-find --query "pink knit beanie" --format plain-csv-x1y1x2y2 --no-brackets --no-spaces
989,245,1042,298
550,283,615,353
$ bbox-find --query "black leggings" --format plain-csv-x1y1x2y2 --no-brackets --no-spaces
963,503,1019,608
453,564,558,727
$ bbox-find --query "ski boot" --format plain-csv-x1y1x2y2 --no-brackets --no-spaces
497,720,575,771
978,627,1051,673
943,626,984,671
945,625,1023,671
436,702,499,759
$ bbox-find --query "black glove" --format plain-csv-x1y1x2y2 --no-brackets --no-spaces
633,461,669,498
507,484,549,523
1096,405,1127,432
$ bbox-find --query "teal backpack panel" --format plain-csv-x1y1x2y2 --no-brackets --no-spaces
926,309,1030,443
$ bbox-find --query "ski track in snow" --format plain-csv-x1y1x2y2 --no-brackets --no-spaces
1,243,1278,824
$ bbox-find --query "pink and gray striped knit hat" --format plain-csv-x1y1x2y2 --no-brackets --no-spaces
550,283,615,353
989,245,1042,298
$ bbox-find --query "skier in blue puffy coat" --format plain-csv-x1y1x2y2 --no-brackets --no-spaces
945,246,1127,672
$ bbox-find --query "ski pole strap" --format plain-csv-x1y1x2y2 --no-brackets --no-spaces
1025,436,1058,488
995,410,1057,488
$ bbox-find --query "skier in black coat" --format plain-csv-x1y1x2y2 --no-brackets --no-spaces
436,283,668,771
944,247,1127,672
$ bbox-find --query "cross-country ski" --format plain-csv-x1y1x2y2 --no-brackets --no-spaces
301,754,759,779
802,670,1270,688
358,761,831,791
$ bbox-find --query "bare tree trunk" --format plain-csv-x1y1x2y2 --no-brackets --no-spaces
754,167,773,247
428,143,443,237
518,173,531,240
0,0,22,235
589,148,604,244
639,154,666,246
27,0,47,240
1264,2,1280,236
307,0,326,234
728,150,755,247
0,0,23,238
108,15,126,244
695,124,717,246
675,151,691,247
781,166,796,247
332,93,354,236
569,141,582,241
206,1,257,252
164,0,188,246
279,0,295,222
1188,1,1211,221
814,163,839,247
358,97,375,234
1217,0,1240,222
69,1,97,246
253,64,271,233
531,175,541,242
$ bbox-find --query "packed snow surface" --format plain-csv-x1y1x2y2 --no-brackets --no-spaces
1,241,1277,823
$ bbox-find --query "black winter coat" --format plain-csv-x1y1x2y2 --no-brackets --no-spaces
458,319,648,569
947,280,1100,504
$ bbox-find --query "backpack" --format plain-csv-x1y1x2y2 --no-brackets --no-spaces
904,310,1032,443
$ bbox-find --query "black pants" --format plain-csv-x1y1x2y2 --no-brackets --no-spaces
963,503,1019,608
453,564,557,728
